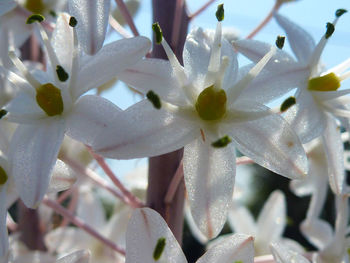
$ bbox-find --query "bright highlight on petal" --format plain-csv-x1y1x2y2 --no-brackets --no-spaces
0,166,7,185
195,85,227,121
308,72,341,92
36,83,64,116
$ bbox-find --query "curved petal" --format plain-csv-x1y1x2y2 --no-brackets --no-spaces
48,160,76,194
232,39,296,71
183,138,236,239
56,250,91,263
285,89,326,143
197,234,254,263
93,100,197,159
9,120,65,208
51,13,74,73
227,205,256,236
0,186,8,258
256,191,286,245
74,36,151,99
322,114,345,194
274,13,316,64
0,0,16,17
227,103,308,179
66,95,122,146
126,208,187,263
301,218,333,250
117,58,188,106
69,0,110,55
270,243,310,263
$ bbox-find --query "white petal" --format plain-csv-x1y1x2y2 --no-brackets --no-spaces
0,0,16,17
274,13,316,64
285,89,326,143
93,100,197,159
197,234,254,263
183,138,236,239
227,102,308,179
256,191,286,245
0,186,8,258
74,36,151,99
69,0,110,55
56,250,91,263
232,39,296,71
125,208,187,263
300,219,333,250
9,120,65,208
227,205,256,236
322,114,345,194
51,13,74,73
66,95,122,146
117,58,188,106
271,243,310,263
77,187,106,229
237,64,307,104
48,160,76,194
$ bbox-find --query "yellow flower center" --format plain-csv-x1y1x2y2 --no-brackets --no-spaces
24,0,45,14
308,72,341,92
195,85,227,121
36,83,64,116
0,166,8,185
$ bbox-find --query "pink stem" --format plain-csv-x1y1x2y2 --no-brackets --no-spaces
246,1,281,39
189,0,217,20
165,160,184,205
62,156,142,208
60,190,79,227
87,147,144,208
171,0,184,48
109,15,132,38
43,198,126,256
57,186,76,204
114,0,139,36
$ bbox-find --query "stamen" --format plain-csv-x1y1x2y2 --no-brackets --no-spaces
200,128,206,142
26,14,45,24
152,22,163,44
0,166,8,185
211,135,231,148
207,22,222,74
335,9,347,18
153,237,166,261
69,16,78,27
275,35,285,49
56,65,69,82
213,56,229,90
322,102,350,119
325,22,335,39
280,96,296,112
146,90,161,109
0,110,7,119
8,51,41,89
339,71,350,81
215,4,224,22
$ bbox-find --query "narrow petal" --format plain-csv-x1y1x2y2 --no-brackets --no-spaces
196,234,254,263
66,95,122,146
301,219,333,250
125,208,187,263
48,160,76,194
74,36,151,99
227,205,256,236
56,250,91,263
0,186,8,258
93,100,197,159
117,58,188,106
9,120,65,208
232,39,296,71
69,0,110,55
227,102,308,179
0,0,16,17
271,243,310,263
256,191,286,246
183,138,236,239
285,89,326,143
322,114,345,194
274,13,316,64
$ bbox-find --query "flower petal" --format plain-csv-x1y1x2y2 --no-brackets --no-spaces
183,138,236,239
274,13,316,64
0,0,16,17
322,114,345,194
270,243,310,263
93,100,197,159
74,36,151,99
66,95,122,146
0,186,8,258
48,160,76,194
117,58,188,106
197,234,254,263
300,218,333,250
227,204,256,236
9,120,65,208
285,89,326,143
69,0,110,55
227,102,308,179
256,190,286,247
56,250,91,263
126,208,187,263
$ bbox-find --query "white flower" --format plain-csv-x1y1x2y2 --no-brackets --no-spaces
2,13,150,208
93,16,307,239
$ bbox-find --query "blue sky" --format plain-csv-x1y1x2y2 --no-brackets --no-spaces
102,0,350,178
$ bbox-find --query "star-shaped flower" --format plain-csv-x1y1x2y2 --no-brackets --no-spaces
93,7,307,239
2,13,150,208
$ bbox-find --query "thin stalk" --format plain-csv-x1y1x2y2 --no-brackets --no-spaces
189,0,216,20
114,0,139,36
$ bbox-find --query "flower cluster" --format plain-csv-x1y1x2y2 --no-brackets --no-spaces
0,0,349,262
